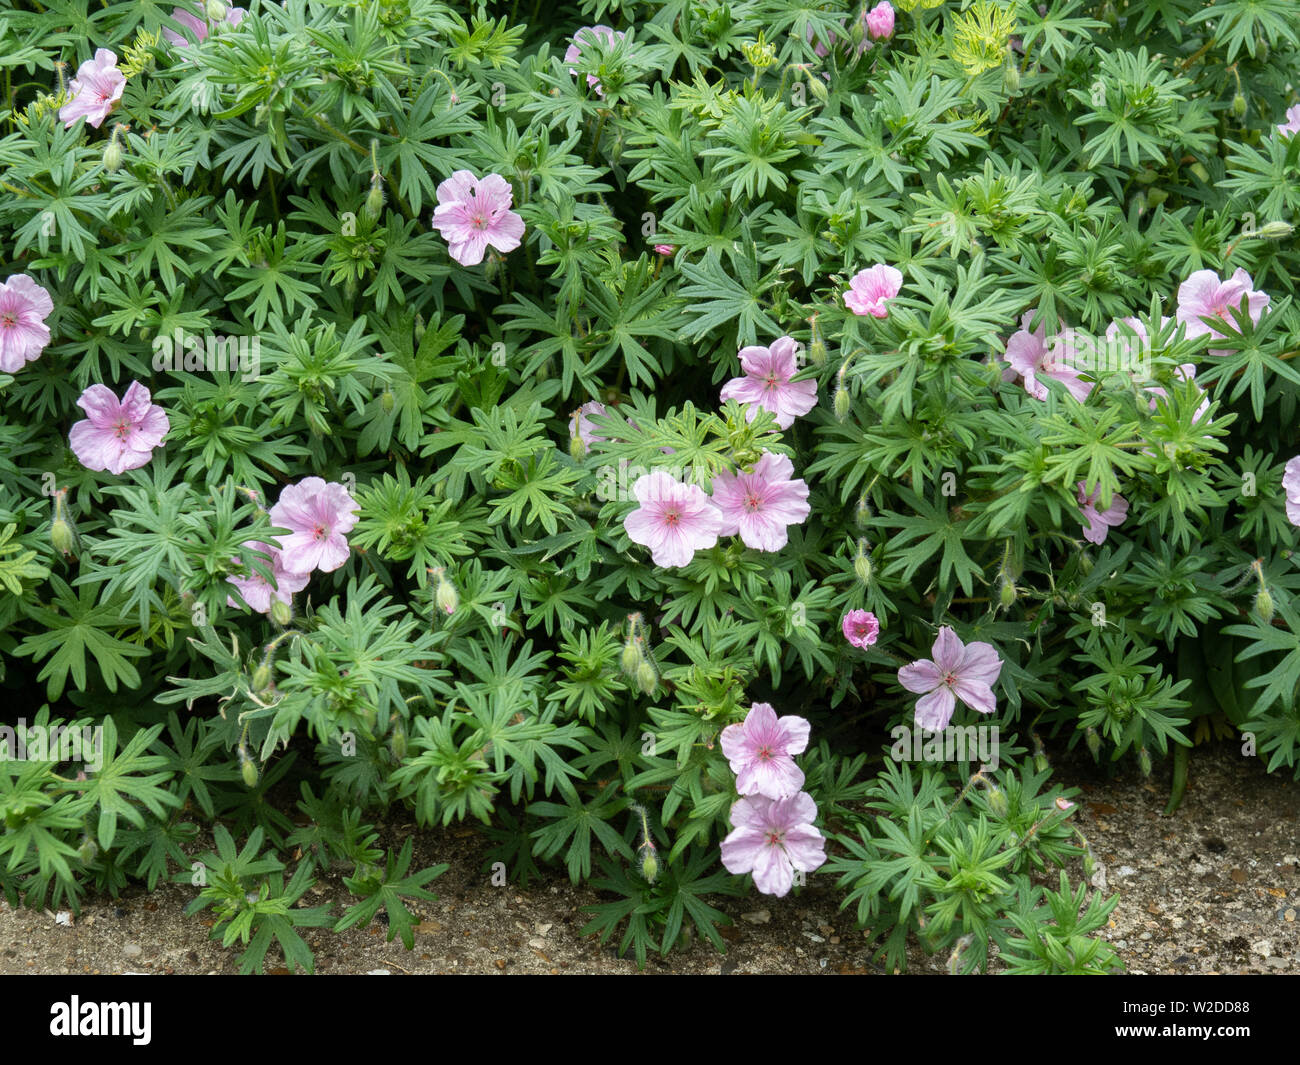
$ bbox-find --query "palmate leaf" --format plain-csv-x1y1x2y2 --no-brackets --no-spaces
878,488,984,597
675,246,782,346
16,576,149,700
529,784,632,882
51,718,180,852
1224,599,1300,717
335,838,447,950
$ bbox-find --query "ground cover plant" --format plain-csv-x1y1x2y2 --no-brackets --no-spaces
1,0,1299,975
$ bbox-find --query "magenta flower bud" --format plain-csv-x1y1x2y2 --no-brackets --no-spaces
865,1,894,40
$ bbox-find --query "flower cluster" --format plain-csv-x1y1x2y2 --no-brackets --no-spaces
719,703,825,897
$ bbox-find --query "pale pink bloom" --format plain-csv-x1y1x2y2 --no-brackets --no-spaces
1283,457,1300,527
841,609,879,648
720,702,811,800
710,452,810,552
564,25,625,96
162,3,247,47
430,171,525,267
1054,797,1075,811
69,381,169,475
653,244,676,256
1003,310,1092,403
720,792,826,898
1175,268,1269,348
269,477,360,575
0,274,54,373
1077,481,1128,545
898,626,1002,732
623,470,723,568
865,2,895,40
1278,105,1300,138
226,541,310,614
571,400,607,449
844,263,903,318
59,49,126,130
719,336,817,430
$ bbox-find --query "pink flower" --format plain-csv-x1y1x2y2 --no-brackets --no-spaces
1003,310,1092,403
898,626,1003,732
0,274,54,373
720,702,811,800
865,2,895,40
1077,481,1128,545
1283,457,1300,527
571,400,607,450
69,381,169,475
269,477,360,575
719,336,817,430
710,452,810,552
1278,105,1300,138
623,470,723,568
430,171,525,267
564,25,626,96
844,264,903,318
721,792,826,897
653,244,676,256
842,609,879,648
225,541,310,614
59,49,126,130
1175,269,1269,348
162,3,247,47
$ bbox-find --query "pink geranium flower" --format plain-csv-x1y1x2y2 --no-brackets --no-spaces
653,244,676,256
623,470,723,568
430,171,525,267
1278,105,1300,138
1283,457,1300,527
571,400,607,450
226,541,310,614
721,792,826,898
844,264,903,318
719,336,817,430
69,381,169,475
842,609,879,648
0,274,54,373
898,626,1003,732
1175,269,1269,349
564,25,626,96
710,452,811,552
1003,310,1092,403
720,702,811,800
269,477,360,575
1077,481,1128,545
59,49,126,129
865,2,895,40
162,3,247,47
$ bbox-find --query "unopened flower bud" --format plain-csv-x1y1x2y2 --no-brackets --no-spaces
238,745,259,788
808,334,827,365
102,138,123,173
636,660,657,696
833,382,851,421
1082,846,1097,880
1138,745,1152,777
1257,221,1293,241
51,516,76,557
205,0,227,20
638,842,658,884
986,785,1008,818
1085,725,1101,760
855,497,872,529
251,662,272,693
1231,93,1247,118
1256,34,1269,62
569,433,587,462
999,578,1016,609
1003,63,1020,94
435,571,458,616
365,177,385,221
78,836,98,864
380,388,395,413
1255,587,1274,624
854,551,873,587
1189,162,1210,183
270,598,293,628
807,76,829,103
390,718,407,762
621,638,642,677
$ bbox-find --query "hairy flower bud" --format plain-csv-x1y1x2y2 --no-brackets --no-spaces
205,0,227,20
435,572,459,616
251,662,272,693
365,178,385,221
1255,587,1274,624
833,382,850,421
854,551,873,587
102,137,123,173
380,388,395,413
998,577,1016,609
1138,746,1152,778
50,516,76,557
1257,221,1293,241
1085,725,1101,760
621,637,642,677
984,783,1008,817
638,841,658,884
238,745,258,788
78,836,98,864
1231,93,1247,118
855,496,872,528
569,432,586,462
390,718,407,762
270,597,294,628
1003,62,1020,94
636,659,657,696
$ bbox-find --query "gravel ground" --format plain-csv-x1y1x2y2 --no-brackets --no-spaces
1,737,1296,975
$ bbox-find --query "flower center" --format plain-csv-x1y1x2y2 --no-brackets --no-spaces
765,830,785,848
663,508,680,527
0,313,14,328
764,373,779,391
743,492,762,513
312,523,329,541
941,670,957,688
470,213,488,230
757,745,772,761
113,419,132,440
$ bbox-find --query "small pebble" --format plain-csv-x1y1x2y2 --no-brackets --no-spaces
741,910,771,925
366,969,391,975
123,943,142,958
1116,865,1137,877
1139,932,1152,941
